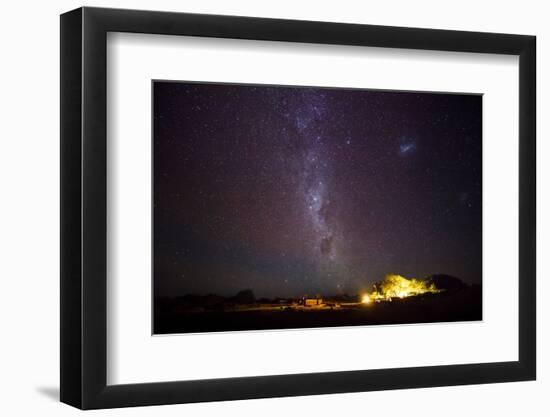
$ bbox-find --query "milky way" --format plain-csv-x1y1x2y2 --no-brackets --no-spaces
154,82,482,298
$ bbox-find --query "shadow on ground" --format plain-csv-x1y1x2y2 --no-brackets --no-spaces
36,386,59,401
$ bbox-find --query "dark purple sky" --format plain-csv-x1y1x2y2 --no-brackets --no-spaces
153,81,482,298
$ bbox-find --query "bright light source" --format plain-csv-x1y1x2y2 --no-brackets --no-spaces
361,294,371,304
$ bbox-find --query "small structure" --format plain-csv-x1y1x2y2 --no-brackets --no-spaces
303,297,323,306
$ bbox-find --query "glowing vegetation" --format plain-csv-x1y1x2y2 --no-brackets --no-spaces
365,274,441,302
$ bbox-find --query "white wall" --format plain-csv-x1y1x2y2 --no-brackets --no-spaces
0,0,546,415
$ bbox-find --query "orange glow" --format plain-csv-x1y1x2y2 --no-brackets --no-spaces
361,294,371,304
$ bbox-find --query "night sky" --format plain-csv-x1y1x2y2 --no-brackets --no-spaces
153,82,482,298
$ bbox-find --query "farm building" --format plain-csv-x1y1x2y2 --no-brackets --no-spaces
303,298,323,306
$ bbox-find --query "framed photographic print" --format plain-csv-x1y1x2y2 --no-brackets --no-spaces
60,6,536,409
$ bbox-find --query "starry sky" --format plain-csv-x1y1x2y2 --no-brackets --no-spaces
153,81,482,298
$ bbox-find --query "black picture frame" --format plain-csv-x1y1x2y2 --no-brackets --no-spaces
60,6,536,410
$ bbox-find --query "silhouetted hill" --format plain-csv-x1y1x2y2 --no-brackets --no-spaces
424,274,467,292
